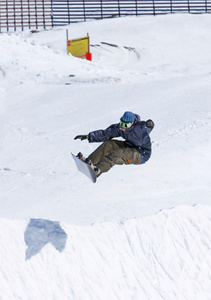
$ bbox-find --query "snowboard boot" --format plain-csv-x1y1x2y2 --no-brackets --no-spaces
85,158,101,178
85,157,93,166
94,166,101,178
77,152,86,162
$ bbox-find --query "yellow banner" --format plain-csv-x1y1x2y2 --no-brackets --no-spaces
67,36,89,59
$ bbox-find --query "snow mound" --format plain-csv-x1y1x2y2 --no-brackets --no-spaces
0,205,210,299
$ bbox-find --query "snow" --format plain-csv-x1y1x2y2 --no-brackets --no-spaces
0,13,211,299
0,205,211,299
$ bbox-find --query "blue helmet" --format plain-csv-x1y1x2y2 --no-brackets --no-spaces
120,111,136,131
121,111,135,123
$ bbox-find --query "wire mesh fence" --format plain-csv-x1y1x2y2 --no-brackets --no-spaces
0,0,211,32
0,0,52,32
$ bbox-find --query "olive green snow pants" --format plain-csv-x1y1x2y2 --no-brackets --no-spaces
88,140,142,173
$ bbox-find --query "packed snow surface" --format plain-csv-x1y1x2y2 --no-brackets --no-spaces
0,13,211,299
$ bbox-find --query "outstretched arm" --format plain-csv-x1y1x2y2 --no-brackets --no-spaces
74,135,88,141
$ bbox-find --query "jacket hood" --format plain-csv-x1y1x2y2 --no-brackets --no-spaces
134,114,140,122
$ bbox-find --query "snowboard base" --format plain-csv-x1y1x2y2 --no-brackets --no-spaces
71,153,97,183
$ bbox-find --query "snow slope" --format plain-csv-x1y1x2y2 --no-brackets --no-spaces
0,13,211,299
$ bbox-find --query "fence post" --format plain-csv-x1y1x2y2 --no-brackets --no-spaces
42,0,45,29
27,0,30,30
100,0,103,19
205,0,208,12
6,0,9,32
13,0,16,31
187,0,190,13
67,0,71,24
35,0,38,29
118,0,121,17
170,0,173,13
21,0,23,31
51,0,54,27
83,0,86,21
152,0,156,15
135,0,138,16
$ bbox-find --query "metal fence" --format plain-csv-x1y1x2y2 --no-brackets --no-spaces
0,0,211,32
0,0,52,32
52,0,211,26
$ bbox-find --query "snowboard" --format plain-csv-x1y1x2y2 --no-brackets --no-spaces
71,153,97,183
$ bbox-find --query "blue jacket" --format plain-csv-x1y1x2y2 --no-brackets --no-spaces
88,114,154,162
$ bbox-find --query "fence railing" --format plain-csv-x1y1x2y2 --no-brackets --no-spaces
0,0,211,32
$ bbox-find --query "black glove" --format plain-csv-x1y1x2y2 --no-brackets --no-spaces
74,135,88,141
146,119,154,129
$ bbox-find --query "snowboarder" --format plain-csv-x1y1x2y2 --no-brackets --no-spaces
74,111,154,178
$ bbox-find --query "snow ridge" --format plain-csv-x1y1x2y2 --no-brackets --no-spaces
0,205,210,300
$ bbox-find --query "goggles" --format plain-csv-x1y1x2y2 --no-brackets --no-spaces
120,118,133,130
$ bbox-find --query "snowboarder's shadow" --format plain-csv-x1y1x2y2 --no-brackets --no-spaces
24,218,67,260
